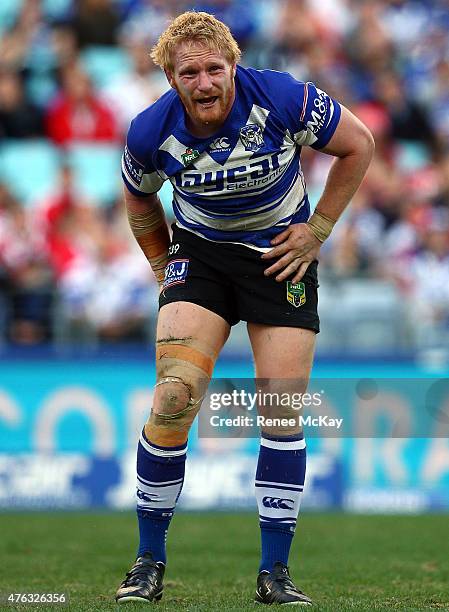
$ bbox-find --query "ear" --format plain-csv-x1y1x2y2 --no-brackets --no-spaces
164,68,176,89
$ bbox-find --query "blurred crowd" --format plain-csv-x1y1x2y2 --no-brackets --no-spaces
0,0,449,349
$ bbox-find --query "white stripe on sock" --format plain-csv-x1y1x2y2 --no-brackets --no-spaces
137,475,184,486
255,480,303,490
260,437,306,451
139,434,187,457
260,517,296,523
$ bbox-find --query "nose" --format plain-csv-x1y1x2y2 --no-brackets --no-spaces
197,70,213,92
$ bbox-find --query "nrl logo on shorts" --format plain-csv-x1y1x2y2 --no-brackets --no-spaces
286,281,306,308
181,147,200,167
239,124,264,152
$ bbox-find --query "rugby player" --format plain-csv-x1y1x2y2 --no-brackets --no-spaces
116,11,374,606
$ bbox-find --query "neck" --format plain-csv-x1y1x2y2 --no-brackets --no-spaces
186,118,222,139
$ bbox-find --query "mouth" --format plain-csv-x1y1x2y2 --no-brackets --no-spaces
196,96,218,109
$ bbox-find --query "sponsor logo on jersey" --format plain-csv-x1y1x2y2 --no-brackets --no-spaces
175,152,283,193
286,281,306,308
163,259,189,289
262,496,294,510
209,137,231,152
306,88,331,134
181,147,200,167
239,124,264,152
123,146,144,186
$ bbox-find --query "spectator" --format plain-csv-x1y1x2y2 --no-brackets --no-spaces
0,184,54,344
0,0,51,72
276,0,329,58
103,42,167,132
52,204,155,343
0,69,44,138
35,169,155,343
374,69,440,154
344,1,395,101
118,0,177,48
34,164,91,280
392,211,449,348
428,59,449,151
0,0,449,351
70,0,121,49
434,153,449,208
190,0,258,48
50,25,79,71
45,63,119,146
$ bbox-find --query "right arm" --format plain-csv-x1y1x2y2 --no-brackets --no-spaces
124,186,170,287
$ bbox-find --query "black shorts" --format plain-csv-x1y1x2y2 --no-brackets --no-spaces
159,225,320,332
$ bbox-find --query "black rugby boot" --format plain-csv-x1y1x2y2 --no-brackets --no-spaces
116,552,165,604
255,562,312,605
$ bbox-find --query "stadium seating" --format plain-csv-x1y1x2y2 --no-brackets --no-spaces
159,181,174,215
0,139,61,206
396,140,430,172
317,278,406,354
66,143,123,205
80,46,132,89
0,0,21,35
0,291,9,347
42,0,72,21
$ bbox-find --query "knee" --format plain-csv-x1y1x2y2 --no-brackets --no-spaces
153,378,192,417
147,377,199,444
150,375,206,433
148,340,213,434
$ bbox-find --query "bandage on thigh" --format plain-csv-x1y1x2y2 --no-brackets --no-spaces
156,343,214,378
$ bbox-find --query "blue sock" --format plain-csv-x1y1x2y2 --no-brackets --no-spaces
136,428,187,563
255,433,306,572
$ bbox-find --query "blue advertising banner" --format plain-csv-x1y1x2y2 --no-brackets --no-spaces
1,358,449,511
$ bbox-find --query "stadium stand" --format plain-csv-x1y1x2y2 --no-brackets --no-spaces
0,0,448,358
80,45,131,88
0,139,61,204
65,143,123,204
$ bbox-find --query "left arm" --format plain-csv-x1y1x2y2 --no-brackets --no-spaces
262,105,375,282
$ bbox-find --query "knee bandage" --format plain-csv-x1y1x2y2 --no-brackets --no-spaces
154,343,214,421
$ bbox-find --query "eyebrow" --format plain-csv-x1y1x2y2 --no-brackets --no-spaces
178,58,226,73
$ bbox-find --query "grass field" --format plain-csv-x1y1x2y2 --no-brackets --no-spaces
1,512,448,611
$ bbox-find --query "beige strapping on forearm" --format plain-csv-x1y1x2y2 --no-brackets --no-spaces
306,210,336,243
127,204,170,284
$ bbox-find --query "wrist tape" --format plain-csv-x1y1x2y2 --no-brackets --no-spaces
306,210,336,243
127,207,168,283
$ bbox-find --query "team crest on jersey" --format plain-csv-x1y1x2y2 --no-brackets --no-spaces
239,124,264,152
181,148,200,167
163,259,189,289
286,281,306,308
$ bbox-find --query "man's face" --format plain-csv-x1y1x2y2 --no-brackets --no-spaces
166,41,236,136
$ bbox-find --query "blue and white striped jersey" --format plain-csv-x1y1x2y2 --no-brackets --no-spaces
122,65,341,249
